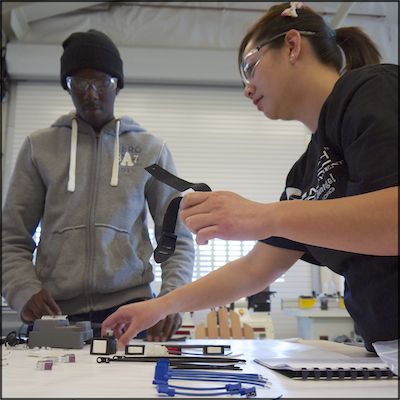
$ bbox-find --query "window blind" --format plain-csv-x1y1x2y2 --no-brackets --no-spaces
6,82,309,203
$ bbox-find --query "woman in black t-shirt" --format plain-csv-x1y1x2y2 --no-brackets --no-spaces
101,2,398,352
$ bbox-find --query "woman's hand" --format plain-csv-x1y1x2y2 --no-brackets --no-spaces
180,191,273,244
101,298,167,346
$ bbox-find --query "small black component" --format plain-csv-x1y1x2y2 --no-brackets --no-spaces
154,232,178,263
125,344,145,355
90,335,117,355
247,288,275,312
1,331,26,346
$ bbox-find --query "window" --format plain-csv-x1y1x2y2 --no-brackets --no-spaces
148,229,260,282
5,81,309,285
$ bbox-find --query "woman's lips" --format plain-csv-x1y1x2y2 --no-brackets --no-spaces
254,96,263,110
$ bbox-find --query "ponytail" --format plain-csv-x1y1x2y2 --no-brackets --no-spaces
335,27,382,71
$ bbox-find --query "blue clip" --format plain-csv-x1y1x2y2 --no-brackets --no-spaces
154,359,170,384
240,386,257,397
157,384,176,396
226,383,242,392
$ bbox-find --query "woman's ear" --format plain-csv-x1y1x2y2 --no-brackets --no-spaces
284,29,302,62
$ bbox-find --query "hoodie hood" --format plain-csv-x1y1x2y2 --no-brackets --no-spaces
52,112,146,192
52,112,146,134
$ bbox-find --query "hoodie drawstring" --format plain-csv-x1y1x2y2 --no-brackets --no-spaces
110,119,120,187
68,118,120,192
67,118,78,192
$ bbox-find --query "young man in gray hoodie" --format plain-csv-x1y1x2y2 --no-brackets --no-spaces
2,29,194,340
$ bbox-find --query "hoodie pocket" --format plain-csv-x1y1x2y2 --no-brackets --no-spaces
36,226,86,299
93,224,153,293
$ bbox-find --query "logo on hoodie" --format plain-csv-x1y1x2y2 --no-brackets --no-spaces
119,145,141,173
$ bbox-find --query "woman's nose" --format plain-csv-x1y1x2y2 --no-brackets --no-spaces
243,84,255,99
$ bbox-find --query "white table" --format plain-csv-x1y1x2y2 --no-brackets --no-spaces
2,339,398,398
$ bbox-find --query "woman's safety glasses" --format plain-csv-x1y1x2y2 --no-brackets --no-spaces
240,30,316,85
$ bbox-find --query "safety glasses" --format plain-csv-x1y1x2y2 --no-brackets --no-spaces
240,30,316,85
66,76,118,93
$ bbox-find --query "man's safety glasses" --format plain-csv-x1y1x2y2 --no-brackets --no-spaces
66,76,118,93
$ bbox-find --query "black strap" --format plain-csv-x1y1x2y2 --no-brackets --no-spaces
145,164,211,192
153,197,182,263
145,164,211,263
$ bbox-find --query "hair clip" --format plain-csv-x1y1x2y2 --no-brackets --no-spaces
281,2,305,18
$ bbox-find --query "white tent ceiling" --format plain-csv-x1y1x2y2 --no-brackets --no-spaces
2,2,397,42
1,2,398,85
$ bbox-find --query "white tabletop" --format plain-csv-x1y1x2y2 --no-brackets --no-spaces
2,338,398,398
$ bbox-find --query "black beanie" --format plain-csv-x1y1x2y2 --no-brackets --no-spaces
60,29,124,90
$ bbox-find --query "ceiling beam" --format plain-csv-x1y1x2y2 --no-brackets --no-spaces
329,2,356,28
10,8,29,40
10,2,106,39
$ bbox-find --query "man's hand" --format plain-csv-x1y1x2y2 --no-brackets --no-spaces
146,313,182,342
21,289,62,322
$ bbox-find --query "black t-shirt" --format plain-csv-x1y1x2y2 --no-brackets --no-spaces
261,64,398,351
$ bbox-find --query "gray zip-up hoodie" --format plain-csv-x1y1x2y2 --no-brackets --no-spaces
2,113,194,318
